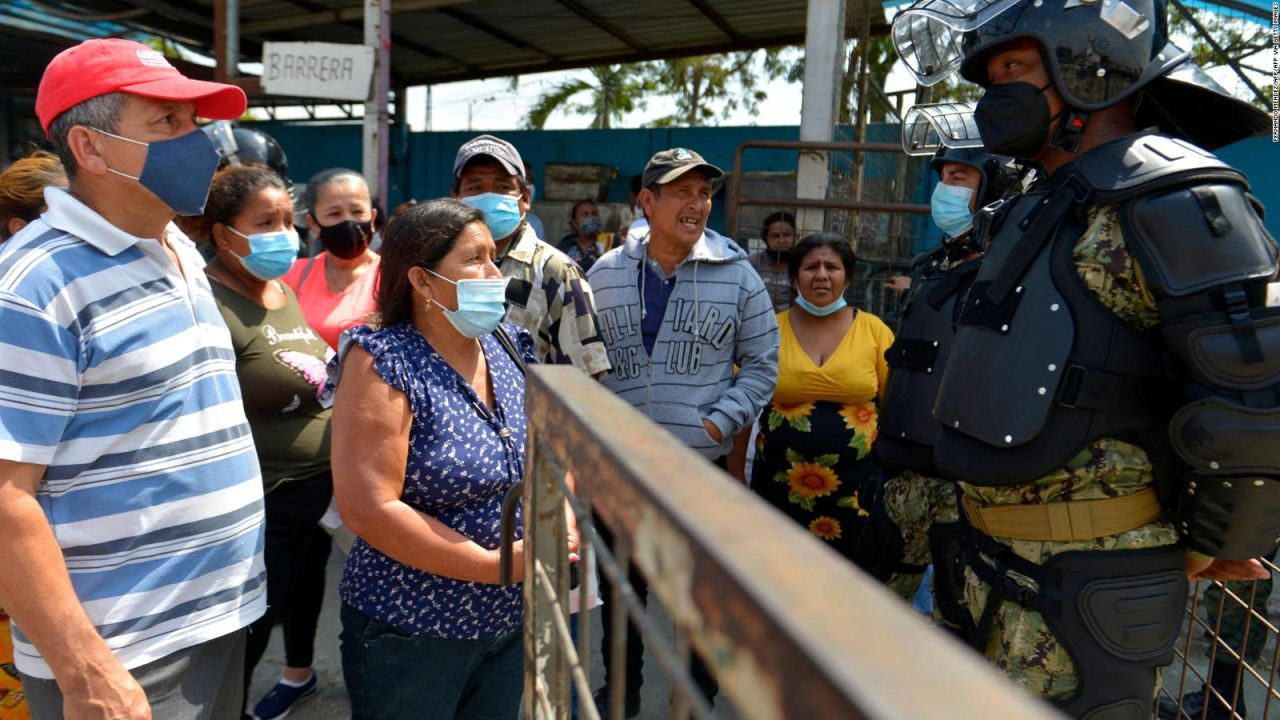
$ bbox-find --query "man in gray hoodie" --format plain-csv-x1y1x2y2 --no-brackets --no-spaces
586,148,779,715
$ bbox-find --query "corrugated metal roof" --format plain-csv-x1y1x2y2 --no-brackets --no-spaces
17,0,887,94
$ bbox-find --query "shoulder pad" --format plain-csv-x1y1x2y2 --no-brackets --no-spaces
1123,181,1278,297
1070,133,1247,204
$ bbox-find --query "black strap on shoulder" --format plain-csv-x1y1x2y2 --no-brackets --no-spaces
984,175,1091,306
1190,186,1233,236
492,325,526,375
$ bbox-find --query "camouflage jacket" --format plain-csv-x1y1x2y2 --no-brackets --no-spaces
498,224,612,379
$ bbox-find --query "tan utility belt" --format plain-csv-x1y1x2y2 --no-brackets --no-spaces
961,488,1163,542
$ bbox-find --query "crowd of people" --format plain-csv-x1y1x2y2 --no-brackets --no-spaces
0,2,1278,716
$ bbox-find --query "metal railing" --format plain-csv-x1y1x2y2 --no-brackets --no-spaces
1158,556,1280,719
518,366,1061,720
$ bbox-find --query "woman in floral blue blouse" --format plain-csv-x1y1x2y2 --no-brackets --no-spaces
329,198,555,719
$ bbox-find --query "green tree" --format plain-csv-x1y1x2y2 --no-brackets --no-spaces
522,65,650,130
1168,4,1269,109
646,52,772,127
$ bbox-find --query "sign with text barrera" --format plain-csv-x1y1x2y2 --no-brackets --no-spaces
261,42,375,101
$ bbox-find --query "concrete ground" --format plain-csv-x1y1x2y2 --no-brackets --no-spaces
247,553,739,719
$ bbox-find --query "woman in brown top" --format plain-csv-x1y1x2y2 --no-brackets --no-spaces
201,164,334,720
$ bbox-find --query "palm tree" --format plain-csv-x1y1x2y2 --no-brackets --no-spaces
523,65,651,130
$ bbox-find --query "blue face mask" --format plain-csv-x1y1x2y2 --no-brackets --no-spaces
460,192,523,241
795,292,849,317
931,182,977,238
228,227,300,281
579,217,603,236
427,269,509,338
95,128,221,216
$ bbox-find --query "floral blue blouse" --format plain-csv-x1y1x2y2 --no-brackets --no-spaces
329,321,536,639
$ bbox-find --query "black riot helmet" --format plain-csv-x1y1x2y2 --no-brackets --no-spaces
930,146,1016,210
892,0,1268,150
229,127,289,180
956,0,1183,111
202,122,291,184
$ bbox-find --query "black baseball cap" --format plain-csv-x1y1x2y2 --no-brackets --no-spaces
641,148,724,189
453,134,524,179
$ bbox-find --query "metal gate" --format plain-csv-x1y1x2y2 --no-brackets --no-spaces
517,366,1060,720
723,139,932,323
1159,556,1280,719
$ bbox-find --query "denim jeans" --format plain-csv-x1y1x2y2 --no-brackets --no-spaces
340,604,523,720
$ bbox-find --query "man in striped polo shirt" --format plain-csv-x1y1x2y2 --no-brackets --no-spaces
0,39,266,719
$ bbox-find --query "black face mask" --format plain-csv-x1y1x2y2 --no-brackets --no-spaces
974,81,1061,160
766,248,792,263
316,219,373,260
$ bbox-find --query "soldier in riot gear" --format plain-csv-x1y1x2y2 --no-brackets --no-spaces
889,0,1275,716
857,142,1018,632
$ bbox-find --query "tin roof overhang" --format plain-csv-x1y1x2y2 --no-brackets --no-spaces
10,0,887,94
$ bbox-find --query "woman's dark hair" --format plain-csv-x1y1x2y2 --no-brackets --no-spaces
788,232,857,283
376,198,485,328
569,198,596,221
200,164,287,243
761,210,796,240
304,167,368,213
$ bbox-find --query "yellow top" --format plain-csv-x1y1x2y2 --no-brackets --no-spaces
774,308,894,406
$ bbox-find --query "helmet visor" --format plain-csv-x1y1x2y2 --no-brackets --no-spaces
892,0,1022,85
902,102,985,155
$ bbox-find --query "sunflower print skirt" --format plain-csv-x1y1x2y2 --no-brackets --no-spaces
750,399,880,559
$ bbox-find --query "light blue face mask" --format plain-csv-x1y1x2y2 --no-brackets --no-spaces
931,182,977,238
460,192,523,241
795,293,849,317
427,269,509,338
228,226,300,281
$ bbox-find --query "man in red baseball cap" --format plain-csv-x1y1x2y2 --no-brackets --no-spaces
0,39,266,720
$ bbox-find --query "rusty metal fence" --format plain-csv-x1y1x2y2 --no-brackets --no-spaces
517,366,1060,720
723,140,931,323
1159,556,1280,719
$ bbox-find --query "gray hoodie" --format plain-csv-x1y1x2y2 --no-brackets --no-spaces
587,230,779,459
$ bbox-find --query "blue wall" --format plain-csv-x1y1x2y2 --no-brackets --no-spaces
255,121,919,234
254,121,1279,243
1216,135,1280,240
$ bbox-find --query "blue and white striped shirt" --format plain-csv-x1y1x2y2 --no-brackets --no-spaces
0,188,266,679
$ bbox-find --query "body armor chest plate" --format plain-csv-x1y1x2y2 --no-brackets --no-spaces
931,189,1170,486
877,254,980,475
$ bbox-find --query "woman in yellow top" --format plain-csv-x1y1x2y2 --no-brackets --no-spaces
751,232,894,557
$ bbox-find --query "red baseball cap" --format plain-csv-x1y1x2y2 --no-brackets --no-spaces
36,38,247,137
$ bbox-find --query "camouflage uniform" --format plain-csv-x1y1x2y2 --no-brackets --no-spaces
959,205,1182,700
497,224,611,378
883,471,959,606
1199,548,1277,665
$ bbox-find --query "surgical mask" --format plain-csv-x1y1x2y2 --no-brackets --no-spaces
974,82,1059,160
317,219,373,259
795,292,848,317
461,192,523,241
94,128,220,216
579,217,603,236
427,268,509,338
931,182,977,238
227,226,300,281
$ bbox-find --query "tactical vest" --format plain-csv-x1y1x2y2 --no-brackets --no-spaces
931,134,1245,486
877,248,980,476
